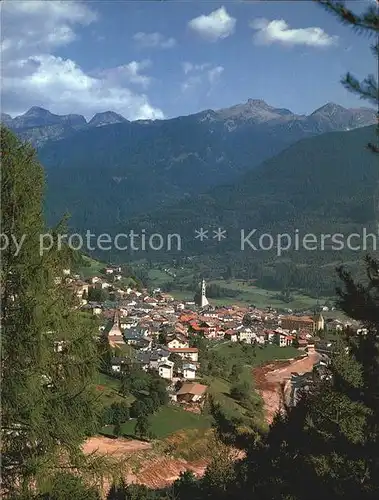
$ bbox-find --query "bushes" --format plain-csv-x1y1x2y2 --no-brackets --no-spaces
101,402,130,426
230,381,251,403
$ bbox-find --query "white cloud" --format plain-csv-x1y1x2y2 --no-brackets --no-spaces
1,1,163,120
4,54,164,120
99,61,153,89
208,66,224,84
188,6,236,42
250,18,338,47
181,62,224,92
2,0,97,55
133,32,176,49
181,62,211,75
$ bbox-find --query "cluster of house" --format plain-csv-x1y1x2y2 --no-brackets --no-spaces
61,267,361,392
109,321,199,382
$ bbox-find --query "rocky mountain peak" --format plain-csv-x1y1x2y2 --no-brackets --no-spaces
24,106,53,117
88,111,127,127
311,102,347,117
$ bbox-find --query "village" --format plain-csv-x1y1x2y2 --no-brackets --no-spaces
56,262,366,416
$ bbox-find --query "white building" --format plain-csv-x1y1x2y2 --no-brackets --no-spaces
169,348,199,362
237,327,255,344
275,332,294,347
196,279,209,308
183,363,197,380
167,336,189,349
157,360,174,380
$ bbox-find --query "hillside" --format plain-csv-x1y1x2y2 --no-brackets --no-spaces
126,125,378,247
16,100,373,231
119,125,378,294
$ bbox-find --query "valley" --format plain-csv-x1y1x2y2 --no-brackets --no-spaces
2,0,379,498
4,103,375,296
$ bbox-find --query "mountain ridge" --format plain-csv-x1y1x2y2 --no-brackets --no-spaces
2,100,376,147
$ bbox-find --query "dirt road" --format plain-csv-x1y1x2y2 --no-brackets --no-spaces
82,436,152,457
83,434,210,493
253,352,321,424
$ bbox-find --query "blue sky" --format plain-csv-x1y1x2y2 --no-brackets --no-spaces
2,0,377,120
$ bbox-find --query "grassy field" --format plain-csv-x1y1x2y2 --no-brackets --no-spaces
168,284,319,310
211,342,301,367
97,344,302,438
95,372,134,405
102,405,212,439
213,279,320,310
199,342,302,426
79,256,106,278
147,269,174,286
146,268,325,311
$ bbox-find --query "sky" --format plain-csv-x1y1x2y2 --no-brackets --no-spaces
1,0,377,121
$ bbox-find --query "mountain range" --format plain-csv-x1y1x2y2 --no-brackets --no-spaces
2,100,376,148
3,100,375,232
2,99,377,294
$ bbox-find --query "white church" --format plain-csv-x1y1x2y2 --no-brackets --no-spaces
195,278,210,309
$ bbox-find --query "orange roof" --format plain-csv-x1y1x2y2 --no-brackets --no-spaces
282,316,314,324
179,314,197,322
176,382,207,396
169,347,198,353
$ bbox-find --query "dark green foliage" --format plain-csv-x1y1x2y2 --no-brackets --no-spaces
120,373,131,397
148,374,169,406
157,332,167,345
168,352,183,371
1,127,100,496
230,381,251,403
98,331,113,374
201,283,239,299
130,399,148,419
242,314,252,327
101,402,130,426
113,420,122,437
106,479,129,500
123,124,378,296
172,471,200,500
40,473,100,500
229,364,242,382
200,442,238,499
107,483,160,500
134,415,151,440
88,286,109,302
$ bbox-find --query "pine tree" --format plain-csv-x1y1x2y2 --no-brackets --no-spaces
134,415,150,440
98,329,113,374
1,128,101,496
106,478,129,500
317,0,378,153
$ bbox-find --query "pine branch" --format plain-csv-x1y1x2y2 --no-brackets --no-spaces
341,73,379,107
316,1,379,36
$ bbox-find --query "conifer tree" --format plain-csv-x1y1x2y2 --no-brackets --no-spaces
317,0,378,152
1,128,101,496
134,415,150,440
